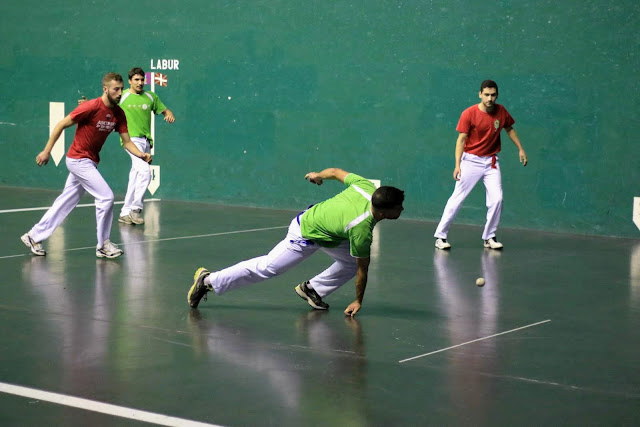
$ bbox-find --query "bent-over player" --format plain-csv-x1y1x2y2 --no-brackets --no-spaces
187,168,404,317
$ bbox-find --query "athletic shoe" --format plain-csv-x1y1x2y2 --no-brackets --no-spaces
484,237,504,249
118,214,133,224
96,240,124,258
295,281,329,310
435,238,451,250
21,233,46,256
130,209,144,225
188,267,212,308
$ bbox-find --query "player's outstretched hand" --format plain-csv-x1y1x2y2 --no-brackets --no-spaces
519,150,528,166
305,172,323,185
36,151,50,166
344,300,361,317
163,111,175,123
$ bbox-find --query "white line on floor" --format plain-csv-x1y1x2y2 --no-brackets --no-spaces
0,199,161,214
0,381,221,427
398,319,551,363
1,226,288,260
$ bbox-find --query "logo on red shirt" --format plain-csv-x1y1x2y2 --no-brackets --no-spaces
95,120,116,132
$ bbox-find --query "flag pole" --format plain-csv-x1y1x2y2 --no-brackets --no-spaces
150,72,155,155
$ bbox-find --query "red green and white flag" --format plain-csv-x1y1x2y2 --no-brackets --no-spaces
144,72,168,87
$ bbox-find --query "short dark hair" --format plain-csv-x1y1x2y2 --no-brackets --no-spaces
102,72,123,86
371,186,404,209
129,67,145,80
480,79,498,93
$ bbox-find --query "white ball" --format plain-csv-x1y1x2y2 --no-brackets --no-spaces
476,277,485,287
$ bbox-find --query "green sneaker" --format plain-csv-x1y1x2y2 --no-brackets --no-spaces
188,267,212,308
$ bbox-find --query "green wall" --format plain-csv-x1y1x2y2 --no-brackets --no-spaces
1,0,639,237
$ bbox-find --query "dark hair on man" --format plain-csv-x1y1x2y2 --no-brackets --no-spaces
371,186,405,209
480,79,498,93
129,67,145,80
102,72,123,86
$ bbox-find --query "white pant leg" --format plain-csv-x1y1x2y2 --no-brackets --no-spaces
31,157,114,247
69,158,114,247
308,241,356,297
30,170,85,243
481,161,503,240
121,137,151,216
209,217,319,295
434,154,486,239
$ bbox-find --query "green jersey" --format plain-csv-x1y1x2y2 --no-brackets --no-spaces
300,173,377,258
119,90,166,146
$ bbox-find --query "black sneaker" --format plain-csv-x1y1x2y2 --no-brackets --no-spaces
295,281,329,310
187,267,212,308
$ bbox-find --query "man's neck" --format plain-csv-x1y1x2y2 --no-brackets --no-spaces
101,94,114,108
371,207,385,222
478,102,495,113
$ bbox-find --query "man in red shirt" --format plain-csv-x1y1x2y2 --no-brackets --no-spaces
434,80,528,250
21,72,152,258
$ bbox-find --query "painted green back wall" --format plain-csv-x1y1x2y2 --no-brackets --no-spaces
1,1,639,237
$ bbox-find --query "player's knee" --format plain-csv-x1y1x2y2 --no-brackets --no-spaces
263,265,280,277
255,261,282,278
487,194,503,208
96,190,114,207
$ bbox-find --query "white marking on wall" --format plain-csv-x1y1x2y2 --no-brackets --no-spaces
150,76,156,155
633,197,640,231
368,179,380,258
49,102,65,166
148,165,160,195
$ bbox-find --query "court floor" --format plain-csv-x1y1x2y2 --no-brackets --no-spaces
1,186,639,426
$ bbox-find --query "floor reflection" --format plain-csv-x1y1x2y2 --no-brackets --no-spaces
118,224,155,310
21,254,120,396
187,309,369,425
432,248,502,423
629,242,640,317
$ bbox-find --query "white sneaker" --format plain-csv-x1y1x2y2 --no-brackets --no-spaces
96,239,124,258
21,232,46,256
118,214,133,224
435,238,451,250
484,237,503,249
130,209,144,225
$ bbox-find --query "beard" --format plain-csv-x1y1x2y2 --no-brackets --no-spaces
106,93,121,106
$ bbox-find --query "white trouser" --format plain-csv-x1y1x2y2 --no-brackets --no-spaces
120,137,151,216
30,157,115,247
209,216,357,297
434,153,503,241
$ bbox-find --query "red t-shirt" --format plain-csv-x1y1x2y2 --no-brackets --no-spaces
456,104,514,157
66,97,128,163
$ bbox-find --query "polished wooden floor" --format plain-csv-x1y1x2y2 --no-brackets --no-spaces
1,186,639,426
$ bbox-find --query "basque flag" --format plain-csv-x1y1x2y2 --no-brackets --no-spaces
144,72,168,87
